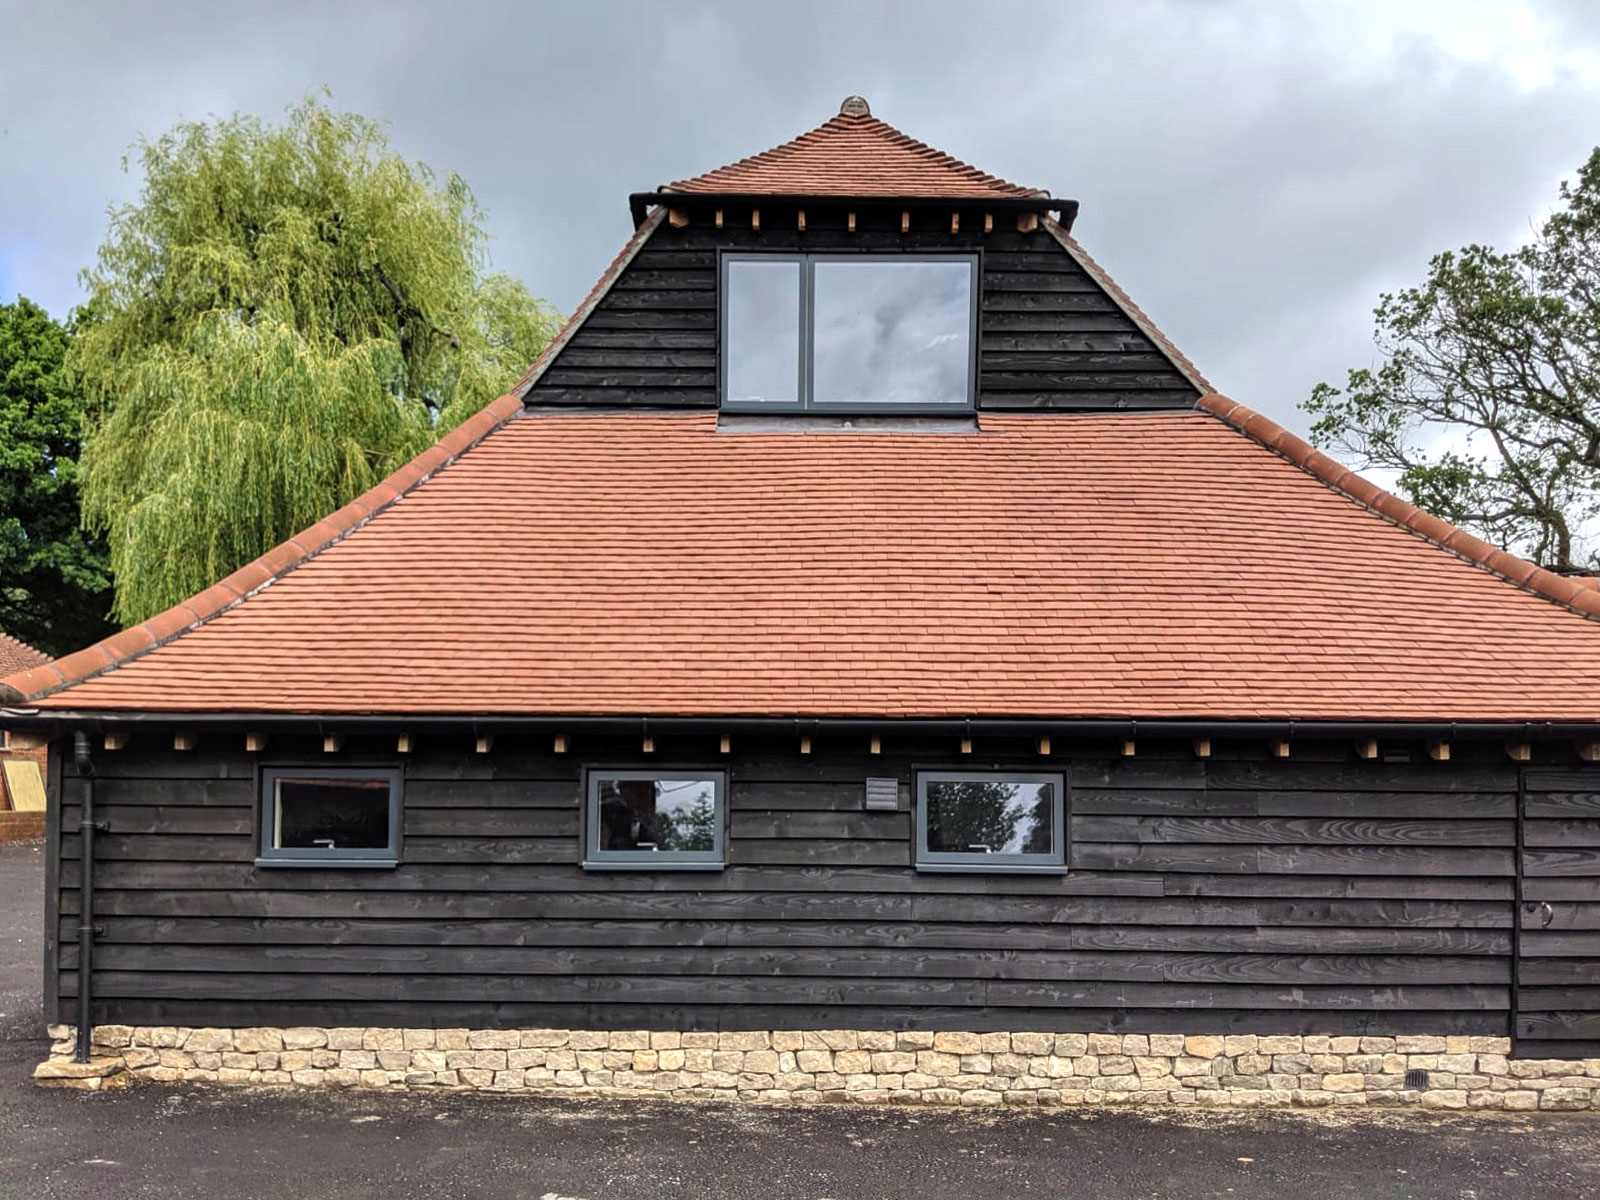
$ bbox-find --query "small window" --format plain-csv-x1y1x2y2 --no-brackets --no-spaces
257,767,401,867
585,769,726,870
722,254,977,412
916,772,1065,872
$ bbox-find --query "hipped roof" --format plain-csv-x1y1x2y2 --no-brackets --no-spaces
7,396,1600,721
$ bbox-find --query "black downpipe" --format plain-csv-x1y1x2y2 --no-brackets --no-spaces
72,731,94,1064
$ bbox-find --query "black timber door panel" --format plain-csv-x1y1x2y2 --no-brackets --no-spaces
1516,767,1600,1057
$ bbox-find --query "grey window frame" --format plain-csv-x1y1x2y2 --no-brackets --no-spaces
255,765,403,868
583,767,728,871
719,252,980,414
915,770,1067,874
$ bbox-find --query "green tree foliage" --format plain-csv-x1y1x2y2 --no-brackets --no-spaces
71,97,562,623
0,298,114,656
1305,149,1600,571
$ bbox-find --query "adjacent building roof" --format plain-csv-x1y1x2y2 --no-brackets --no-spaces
666,96,1042,199
0,632,47,678
7,397,1600,721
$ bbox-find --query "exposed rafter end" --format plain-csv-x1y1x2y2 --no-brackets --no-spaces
397,733,414,754
173,732,195,752
1036,736,1051,757
870,735,882,756
1505,741,1531,762
322,734,342,754
667,208,689,228
1017,212,1039,234
244,732,266,753
1120,739,1136,758
475,734,494,754
720,734,731,754
1578,741,1600,763
103,731,129,752
799,735,812,755
1427,740,1451,762
1355,739,1378,761
1191,738,1211,759
1271,740,1291,760
553,734,569,754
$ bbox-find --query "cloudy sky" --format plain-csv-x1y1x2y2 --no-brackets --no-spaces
4,0,1599,432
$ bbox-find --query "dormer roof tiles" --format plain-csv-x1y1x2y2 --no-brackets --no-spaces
666,97,1041,199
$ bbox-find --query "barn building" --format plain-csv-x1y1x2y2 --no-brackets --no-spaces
14,99,1600,1108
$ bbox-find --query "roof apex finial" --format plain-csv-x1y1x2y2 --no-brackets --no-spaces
839,95,871,118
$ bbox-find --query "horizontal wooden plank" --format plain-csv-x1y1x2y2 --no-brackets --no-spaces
551,348,718,370
62,970,1506,1011
68,886,1500,928
1517,1011,1600,1040
69,998,1506,1037
1257,846,1513,877
980,351,1185,373
1525,820,1600,847
405,808,577,837
1072,816,1512,847
1523,792,1600,818
733,839,910,867
61,943,1506,988
730,811,908,840
1162,873,1512,901
1515,958,1600,985
1521,849,1600,877
76,916,1511,957
531,388,717,407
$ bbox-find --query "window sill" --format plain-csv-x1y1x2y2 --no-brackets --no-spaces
581,859,726,872
914,862,1069,875
254,857,399,870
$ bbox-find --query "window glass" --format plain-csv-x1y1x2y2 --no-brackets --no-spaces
587,771,725,868
275,777,391,850
917,773,1064,870
724,259,801,404
258,768,401,866
812,260,973,405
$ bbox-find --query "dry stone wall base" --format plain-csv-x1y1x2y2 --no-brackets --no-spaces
36,1025,1600,1111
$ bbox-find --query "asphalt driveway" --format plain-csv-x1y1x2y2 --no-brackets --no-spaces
4,840,1600,1199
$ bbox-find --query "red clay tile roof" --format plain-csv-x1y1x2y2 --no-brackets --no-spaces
8,400,1600,721
0,632,47,677
666,98,1041,199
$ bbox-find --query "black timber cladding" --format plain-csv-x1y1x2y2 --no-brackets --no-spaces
50,727,1591,1041
524,206,1201,412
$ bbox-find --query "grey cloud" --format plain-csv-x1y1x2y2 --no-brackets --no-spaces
3,0,1598,433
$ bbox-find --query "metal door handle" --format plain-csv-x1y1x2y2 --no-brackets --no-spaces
1541,902,1555,928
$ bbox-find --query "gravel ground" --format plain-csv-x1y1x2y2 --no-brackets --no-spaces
4,839,1600,1199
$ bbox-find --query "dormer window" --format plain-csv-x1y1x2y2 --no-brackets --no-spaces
722,254,977,412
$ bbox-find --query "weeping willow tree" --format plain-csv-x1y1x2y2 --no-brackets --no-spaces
71,97,561,624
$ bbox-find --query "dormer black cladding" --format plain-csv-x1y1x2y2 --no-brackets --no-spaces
523,202,1202,412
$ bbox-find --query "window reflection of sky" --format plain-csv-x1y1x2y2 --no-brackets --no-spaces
926,781,1054,854
726,260,799,402
813,261,970,403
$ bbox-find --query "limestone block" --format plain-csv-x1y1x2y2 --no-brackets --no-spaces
1149,1034,1185,1056
1099,1056,1135,1076
958,1054,993,1074
631,1050,659,1072
1258,1036,1302,1054
1223,1035,1258,1055
1437,1054,1476,1074
1120,1035,1150,1055
1185,1036,1225,1059
681,1032,718,1050
610,1031,650,1051
933,1032,983,1054
1541,1088,1593,1111
872,1051,916,1073
1322,1073,1365,1093
1503,1091,1539,1111
745,1051,781,1074
772,1031,805,1052
290,1068,326,1087
917,1051,961,1077
186,1028,235,1052
570,1031,610,1051
1133,1057,1171,1079
960,1090,1003,1106
435,1029,470,1050
1421,1090,1468,1110
896,1031,935,1050
859,1031,895,1051
1011,1032,1053,1054
720,1031,770,1052
797,1050,833,1073
656,1050,684,1072
466,1030,517,1050
1088,1034,1122,1055
1396,1035,1446,1054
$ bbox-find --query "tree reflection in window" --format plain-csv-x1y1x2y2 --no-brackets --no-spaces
597,777,719,853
